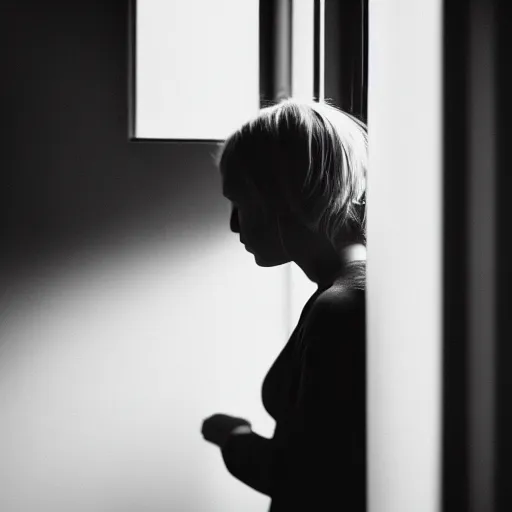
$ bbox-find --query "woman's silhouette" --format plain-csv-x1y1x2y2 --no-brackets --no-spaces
201,99,367,511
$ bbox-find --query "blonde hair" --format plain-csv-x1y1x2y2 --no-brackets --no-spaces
215,98,368,249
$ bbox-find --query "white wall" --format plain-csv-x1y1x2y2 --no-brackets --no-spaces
367,1,443,511
0,222,289,512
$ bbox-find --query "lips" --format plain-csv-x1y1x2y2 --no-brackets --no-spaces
240,238,252,252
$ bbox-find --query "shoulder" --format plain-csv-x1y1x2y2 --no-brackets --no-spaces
318,278,365,309
303,276,365,340
315,263,366,316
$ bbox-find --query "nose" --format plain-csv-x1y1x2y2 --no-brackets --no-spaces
230,205,240,234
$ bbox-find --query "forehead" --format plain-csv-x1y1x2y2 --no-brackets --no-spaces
219,144,278,209
222,172,274,219
221,162,253,200
220,169,238,200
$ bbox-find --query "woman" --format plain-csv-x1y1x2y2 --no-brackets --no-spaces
201,99,367,511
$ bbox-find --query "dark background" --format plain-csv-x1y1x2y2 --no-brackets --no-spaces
0,0,225,279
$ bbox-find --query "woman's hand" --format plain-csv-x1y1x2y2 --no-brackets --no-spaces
201,413,252,449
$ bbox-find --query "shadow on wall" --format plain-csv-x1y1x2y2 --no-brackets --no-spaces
0,0,226,275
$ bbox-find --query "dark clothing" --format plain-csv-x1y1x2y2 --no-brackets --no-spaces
221,262,366,511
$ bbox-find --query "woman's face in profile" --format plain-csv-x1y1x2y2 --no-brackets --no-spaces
222,172,290,267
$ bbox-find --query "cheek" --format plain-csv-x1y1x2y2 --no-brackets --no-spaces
237,207,264,235
257,224,286,254
237,207,284,251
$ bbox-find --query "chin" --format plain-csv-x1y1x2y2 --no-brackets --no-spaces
253,252,289,267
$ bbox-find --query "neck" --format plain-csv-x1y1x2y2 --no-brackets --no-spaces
294,242,366,289
279,215,366,288
340,243,367,265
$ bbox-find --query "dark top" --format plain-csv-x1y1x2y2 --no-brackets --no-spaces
221,261,366,511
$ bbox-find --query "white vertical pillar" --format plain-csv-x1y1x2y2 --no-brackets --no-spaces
367,1,443,511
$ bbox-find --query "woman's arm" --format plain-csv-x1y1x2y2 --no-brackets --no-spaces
202,413,274,495
221,428,275,496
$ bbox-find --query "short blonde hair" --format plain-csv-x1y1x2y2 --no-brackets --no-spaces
215,99,367,249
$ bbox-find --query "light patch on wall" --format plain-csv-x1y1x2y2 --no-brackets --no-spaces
291,0,315,101
0,230,286,511
134,0,260,140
